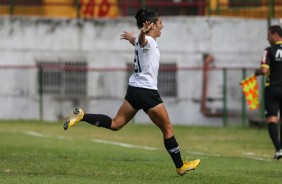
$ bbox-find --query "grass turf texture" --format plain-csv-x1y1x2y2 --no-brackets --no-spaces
0,120,281,184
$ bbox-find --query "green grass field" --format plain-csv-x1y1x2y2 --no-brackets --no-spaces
0,120,281,184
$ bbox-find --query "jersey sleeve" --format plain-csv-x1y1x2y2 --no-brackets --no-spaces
260,48,270,69
142,36,154,50
134,38,138,46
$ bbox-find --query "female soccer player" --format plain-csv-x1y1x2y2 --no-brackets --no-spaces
64,9,200,175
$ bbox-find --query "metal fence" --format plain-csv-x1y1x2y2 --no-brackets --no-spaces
0,64,264,126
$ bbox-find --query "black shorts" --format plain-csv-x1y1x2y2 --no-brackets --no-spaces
264,86,282,117
125,85,163,113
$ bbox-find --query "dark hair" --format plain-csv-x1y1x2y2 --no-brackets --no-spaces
135,9,159,29
268,25,282,37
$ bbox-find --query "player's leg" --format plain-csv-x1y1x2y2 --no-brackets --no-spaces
110,100,138,131
147,103,200,175
64,100,138,131
147,103,173,139
265,87,282,159
278,99,282,158
267,115,282,159
280,103,282,148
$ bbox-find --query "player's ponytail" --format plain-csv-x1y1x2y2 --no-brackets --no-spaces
135,9,159,29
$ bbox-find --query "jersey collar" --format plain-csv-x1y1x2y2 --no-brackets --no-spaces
275,41,282,44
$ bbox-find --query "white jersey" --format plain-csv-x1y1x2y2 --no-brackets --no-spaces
128,35,160,90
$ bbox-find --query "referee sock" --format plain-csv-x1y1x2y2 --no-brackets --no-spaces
82,114,112,129
164,136,183,168
268,122,281,151
280,122,282,148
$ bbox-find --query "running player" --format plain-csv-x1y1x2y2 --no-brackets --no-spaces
64,9,200,175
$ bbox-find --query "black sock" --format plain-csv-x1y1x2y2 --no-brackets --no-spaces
82,114,112,129
280,123,282,148
268,123,281,151
164,136,183,168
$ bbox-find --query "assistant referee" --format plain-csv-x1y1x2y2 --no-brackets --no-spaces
255,25,282,160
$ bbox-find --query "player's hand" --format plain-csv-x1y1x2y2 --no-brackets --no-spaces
141,21,153,34
120,31,135,41
254,69,260,76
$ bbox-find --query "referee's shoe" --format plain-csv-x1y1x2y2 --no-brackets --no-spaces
64,108,84,130
274,150,282,160
176,159,201,176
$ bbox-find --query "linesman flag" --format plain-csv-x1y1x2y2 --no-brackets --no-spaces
240,75,259,110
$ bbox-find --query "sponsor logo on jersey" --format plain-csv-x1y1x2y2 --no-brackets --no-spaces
275,49,282,61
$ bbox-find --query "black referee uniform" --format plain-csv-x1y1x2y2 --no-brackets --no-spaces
262,41,282,118
260,40,282,157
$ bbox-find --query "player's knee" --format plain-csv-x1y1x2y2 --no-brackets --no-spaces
110,120,124,131
110,126,122,131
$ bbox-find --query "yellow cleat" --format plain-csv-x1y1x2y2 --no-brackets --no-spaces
64,108,84,130
176,159,201,176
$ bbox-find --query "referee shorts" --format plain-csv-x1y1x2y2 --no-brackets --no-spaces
264,86,282,117
125,85,163,113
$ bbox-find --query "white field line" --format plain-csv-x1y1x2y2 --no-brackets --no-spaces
91,138,159,151
0,129,273,161
22,131,72,140
241,152,272,162
24,131,46,137
188,151,221,157
249,157,272,161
